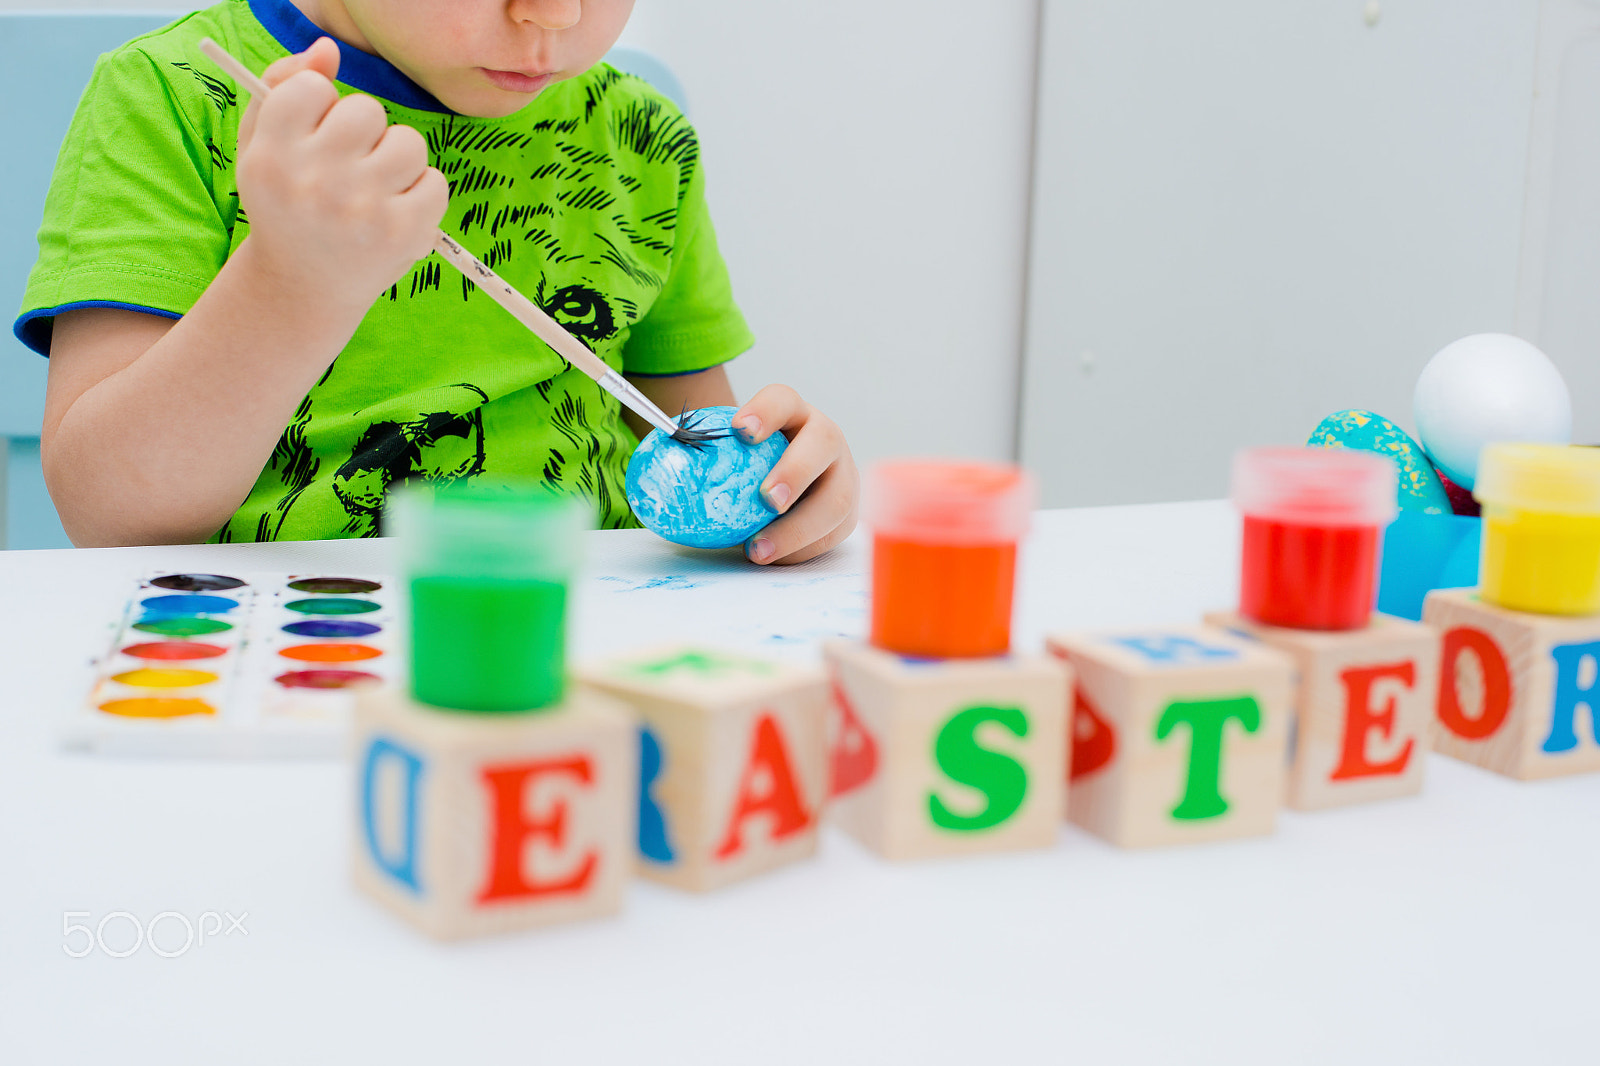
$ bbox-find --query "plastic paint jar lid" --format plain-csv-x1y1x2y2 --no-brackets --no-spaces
868,459,1036,544
1473,443,1600,515
388,483,592,579
1231,447,1397,527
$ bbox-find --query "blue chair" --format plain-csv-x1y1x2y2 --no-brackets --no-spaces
0,12,687,549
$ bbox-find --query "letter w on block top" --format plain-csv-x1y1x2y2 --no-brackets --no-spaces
477,756,599,905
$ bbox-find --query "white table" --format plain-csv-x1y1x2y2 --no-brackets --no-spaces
1,501,1595,1065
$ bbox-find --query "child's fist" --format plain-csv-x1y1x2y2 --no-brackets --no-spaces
236,37,448,309
732,386,859,564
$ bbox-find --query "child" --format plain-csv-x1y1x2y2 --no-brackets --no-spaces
16,0,858,563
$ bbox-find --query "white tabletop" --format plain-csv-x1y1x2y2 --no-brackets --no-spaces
1,500,1595,1065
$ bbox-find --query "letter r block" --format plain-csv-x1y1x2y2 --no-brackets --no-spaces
823,641,1069,861
352,685,634,939
1423,588,1600,780
579,646,829,891
1046,626,1292,847
1205,611,1440,810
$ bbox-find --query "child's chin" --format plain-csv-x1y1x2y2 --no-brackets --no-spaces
433,83,546,120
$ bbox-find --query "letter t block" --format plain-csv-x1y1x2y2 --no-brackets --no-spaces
1047,627,1292,847
352,685,635,939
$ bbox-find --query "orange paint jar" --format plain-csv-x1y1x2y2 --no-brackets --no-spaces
868,460,1035,658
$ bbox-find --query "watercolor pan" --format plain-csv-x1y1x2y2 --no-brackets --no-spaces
72,571,401,758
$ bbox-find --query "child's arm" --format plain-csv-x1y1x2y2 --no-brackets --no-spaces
627,368,860,565
40,39,447,547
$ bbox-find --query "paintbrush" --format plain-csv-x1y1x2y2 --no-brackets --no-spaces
197,37,724,447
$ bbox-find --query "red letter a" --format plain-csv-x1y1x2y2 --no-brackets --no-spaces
476,756,598,904
716,713,814,859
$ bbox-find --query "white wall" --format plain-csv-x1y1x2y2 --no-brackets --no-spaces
618,1,1040,468
1021,0,1547,508
0,0,1044,474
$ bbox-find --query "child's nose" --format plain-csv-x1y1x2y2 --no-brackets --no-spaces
510,0,582,31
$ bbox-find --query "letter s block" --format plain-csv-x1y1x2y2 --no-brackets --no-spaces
579,646,828,892
824,641,1069,861
1047,627,1292,847
352,685,634,939
1423,588,1600,780
1205,611,1440,810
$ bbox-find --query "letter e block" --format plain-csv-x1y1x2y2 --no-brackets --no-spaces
1205,611,1439,810
824,641,1069,861
352,685,634,939
579,646,828,891
1424,588,1600,780
1047,627,1292,847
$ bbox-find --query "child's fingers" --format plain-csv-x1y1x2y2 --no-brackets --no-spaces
732,384,806,445
240,38,340,148
747,464,860,565
252,68,342,145
757,416,843,514
396,167,452,248
313,92,391,160
365,124,433,193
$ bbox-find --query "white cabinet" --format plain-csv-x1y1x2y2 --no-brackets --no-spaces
1022,0,1598,506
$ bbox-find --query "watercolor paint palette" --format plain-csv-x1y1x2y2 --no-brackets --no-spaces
72,571,402,757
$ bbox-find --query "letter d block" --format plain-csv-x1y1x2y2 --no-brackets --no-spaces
824,641,1069,861
1205,611,1439,810
579,646,828,891
1047,627,1292,847
352,686,634,939
1423,588,1600,780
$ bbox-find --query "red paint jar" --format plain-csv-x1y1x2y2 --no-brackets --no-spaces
1232,447,1396,630
869,460,1035,658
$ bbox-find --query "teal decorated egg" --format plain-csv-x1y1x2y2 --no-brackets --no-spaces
1308,410,1451,515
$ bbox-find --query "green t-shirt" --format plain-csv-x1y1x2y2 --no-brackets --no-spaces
16,0,754,541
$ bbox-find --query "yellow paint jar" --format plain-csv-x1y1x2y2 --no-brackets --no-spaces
1475,443,1600,615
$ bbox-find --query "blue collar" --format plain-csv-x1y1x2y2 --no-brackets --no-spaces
247,0,451,113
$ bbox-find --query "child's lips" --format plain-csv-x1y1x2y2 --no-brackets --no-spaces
481,68,556,93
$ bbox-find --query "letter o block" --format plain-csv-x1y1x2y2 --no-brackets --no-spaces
1423,588,1600,780
352,685,634,939
580,646,829,891
1205,611,1440,810
824,641,1069,861
1047,627,1292,848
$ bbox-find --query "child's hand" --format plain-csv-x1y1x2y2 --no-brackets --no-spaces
235,37,448,310
732,386,859,564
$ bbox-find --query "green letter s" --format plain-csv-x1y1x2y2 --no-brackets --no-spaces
928,705,1029,832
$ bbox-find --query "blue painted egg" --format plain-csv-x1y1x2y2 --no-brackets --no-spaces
625,406,788,549
1307,409,1451,515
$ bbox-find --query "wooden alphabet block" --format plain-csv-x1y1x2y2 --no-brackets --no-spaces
579,646,828,891
1205,611,1439,810
1423,588,1600,780
824,642,1069,861
352,685,634,939
1046,627,1292,847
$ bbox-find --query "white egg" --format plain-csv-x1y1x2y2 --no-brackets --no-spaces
1413,334,1572,489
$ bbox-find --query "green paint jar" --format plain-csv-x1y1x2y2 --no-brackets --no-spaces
389,484,590,712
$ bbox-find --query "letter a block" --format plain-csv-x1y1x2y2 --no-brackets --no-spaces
824,641,1069,861
1046,627,1292,847
1423,588,1600,780
1205,611,1440,810
579,646,828,891
352,685,634,939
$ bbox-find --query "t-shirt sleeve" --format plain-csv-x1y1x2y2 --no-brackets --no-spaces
621,147,754,377
14,46,231,357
